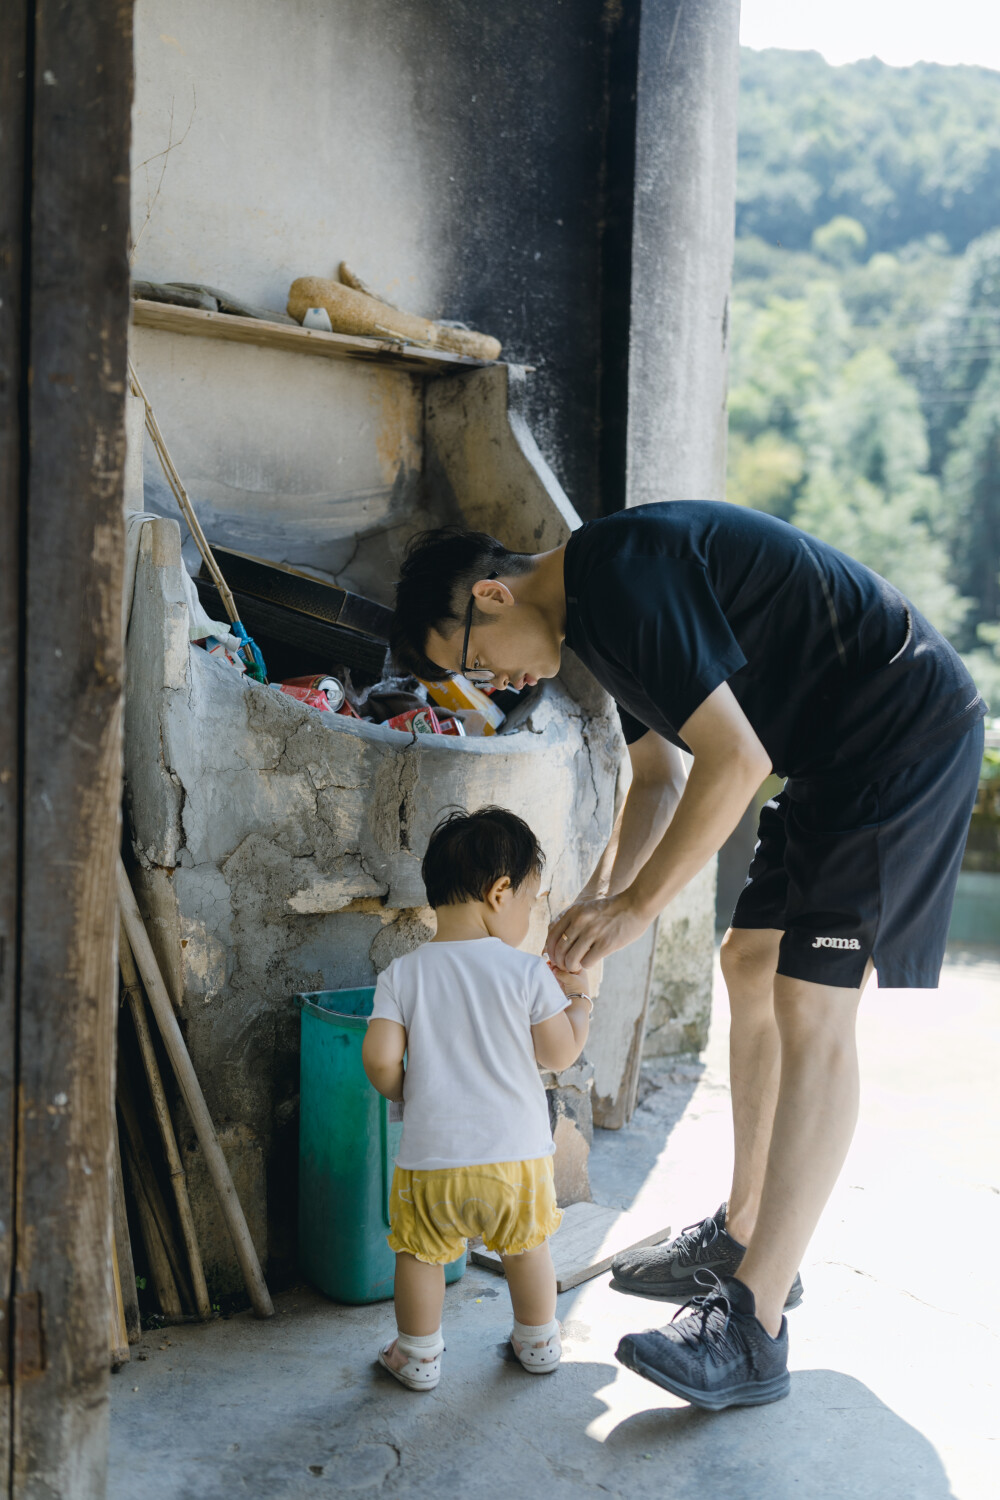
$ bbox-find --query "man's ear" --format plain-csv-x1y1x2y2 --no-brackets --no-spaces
472,577,515,613
485,875,512,911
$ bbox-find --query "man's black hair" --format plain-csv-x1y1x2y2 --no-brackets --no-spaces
421,806,544,909
390,527,535,680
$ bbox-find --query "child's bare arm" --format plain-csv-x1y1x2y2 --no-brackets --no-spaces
362,1018,407,1101
531,964,593,1071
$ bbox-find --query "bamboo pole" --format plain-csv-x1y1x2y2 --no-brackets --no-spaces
126,360,238,621
117,1068,193,1311
117,856,274,1318
126,360,266,681
121,1129,183,1320
109,1229,130,1367
119,928,212,1321
111,1133,142,1343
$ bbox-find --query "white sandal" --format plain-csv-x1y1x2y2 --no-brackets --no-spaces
511,1320,562,1374
377,1335,443,1392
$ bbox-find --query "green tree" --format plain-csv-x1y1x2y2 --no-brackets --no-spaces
793,349,966,635
727,431,804,519
919,229,1000,470
738,50,1000,252
811,216,868,267
730,51,1000,681
941,362,1000,639
727,284,849,440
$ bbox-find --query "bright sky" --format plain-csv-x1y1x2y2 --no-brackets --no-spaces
740,0,1000,71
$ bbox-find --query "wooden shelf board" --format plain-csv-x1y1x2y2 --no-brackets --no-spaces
472,1201,672,1294
130,298,492,375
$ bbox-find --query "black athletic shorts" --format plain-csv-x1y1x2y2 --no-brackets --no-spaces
730,720,984,989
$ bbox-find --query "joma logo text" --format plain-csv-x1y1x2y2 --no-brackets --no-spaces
811,936,861,950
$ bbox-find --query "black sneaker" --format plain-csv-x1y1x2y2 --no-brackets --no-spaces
615,1274,790,1410
610,1203,803,1309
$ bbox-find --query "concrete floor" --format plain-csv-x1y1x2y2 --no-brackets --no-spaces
109,948,1000,1500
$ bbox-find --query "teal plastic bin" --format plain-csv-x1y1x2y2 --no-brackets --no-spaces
296,986,466,1303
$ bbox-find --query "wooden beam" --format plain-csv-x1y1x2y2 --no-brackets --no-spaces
0,0,28,1478
119,932,212,1322
131,297,491,375
111,1136,141,1345
5,3,134,1495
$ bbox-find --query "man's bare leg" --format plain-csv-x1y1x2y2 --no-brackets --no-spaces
720,927,783,1245
734,963,872,1335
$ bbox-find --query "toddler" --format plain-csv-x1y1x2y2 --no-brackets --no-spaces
362,806,592,1391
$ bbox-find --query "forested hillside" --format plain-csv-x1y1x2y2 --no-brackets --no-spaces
729,50,1000,696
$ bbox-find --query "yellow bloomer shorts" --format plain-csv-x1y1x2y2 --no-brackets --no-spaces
387,1155,563,1265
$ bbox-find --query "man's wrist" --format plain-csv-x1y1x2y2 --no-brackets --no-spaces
619,882,661,926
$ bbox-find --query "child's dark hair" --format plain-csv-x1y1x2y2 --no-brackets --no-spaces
421,806,544,908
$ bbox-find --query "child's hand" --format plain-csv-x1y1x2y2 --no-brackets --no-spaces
547,960,594,1001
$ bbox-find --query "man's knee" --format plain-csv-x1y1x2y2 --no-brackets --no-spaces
721,927,782,995
772,973,864,1059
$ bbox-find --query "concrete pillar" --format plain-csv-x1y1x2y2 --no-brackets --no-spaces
627,0,740,1058
627,0,740,506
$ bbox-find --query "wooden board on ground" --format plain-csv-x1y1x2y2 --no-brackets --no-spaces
471,1202,671,1293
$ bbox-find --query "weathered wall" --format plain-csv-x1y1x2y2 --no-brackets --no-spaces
131,0,611,520
644,860,718,1056
125,519,621,1289
130,325,427,601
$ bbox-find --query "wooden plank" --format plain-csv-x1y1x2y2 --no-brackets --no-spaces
0,0,28,1480
111,1136,141,1345
10,2,134,1494
108,1233,130,1368
116,1071,193,1315
131,298,491,375
120,1131,182,1324
119,930,211,1322
589,919,660,1129
472,1202,671,1293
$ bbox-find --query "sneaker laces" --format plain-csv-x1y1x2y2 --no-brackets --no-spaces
669,1271,751,1363
671,1213,723,1268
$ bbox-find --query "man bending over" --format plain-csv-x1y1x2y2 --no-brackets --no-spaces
388,500,984,1410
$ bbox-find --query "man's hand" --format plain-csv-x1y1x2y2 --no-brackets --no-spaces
547,959,596,998
546,892,651,974
547,684,771,974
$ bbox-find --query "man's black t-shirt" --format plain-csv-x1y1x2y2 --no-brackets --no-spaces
563,502,984,786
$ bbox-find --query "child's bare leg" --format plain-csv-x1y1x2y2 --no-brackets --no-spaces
501,1240,556,1348
384,1252,446,1371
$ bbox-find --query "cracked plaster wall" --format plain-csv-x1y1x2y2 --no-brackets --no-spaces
125,518,621,1291
644,859,717,1059
130,326,430,604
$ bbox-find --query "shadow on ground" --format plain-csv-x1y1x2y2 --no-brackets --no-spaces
603,1371,955,1500
112,1331,955,1500
588,1058,706,1210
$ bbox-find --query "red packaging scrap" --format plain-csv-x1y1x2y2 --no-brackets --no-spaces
281,674,346,711
437,716,466,737
386,706,442,735
280,684,332,711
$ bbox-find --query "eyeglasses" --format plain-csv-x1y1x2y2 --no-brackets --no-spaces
459,571,498,685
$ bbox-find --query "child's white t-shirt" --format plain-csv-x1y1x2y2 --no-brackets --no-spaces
369,937,569,1170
